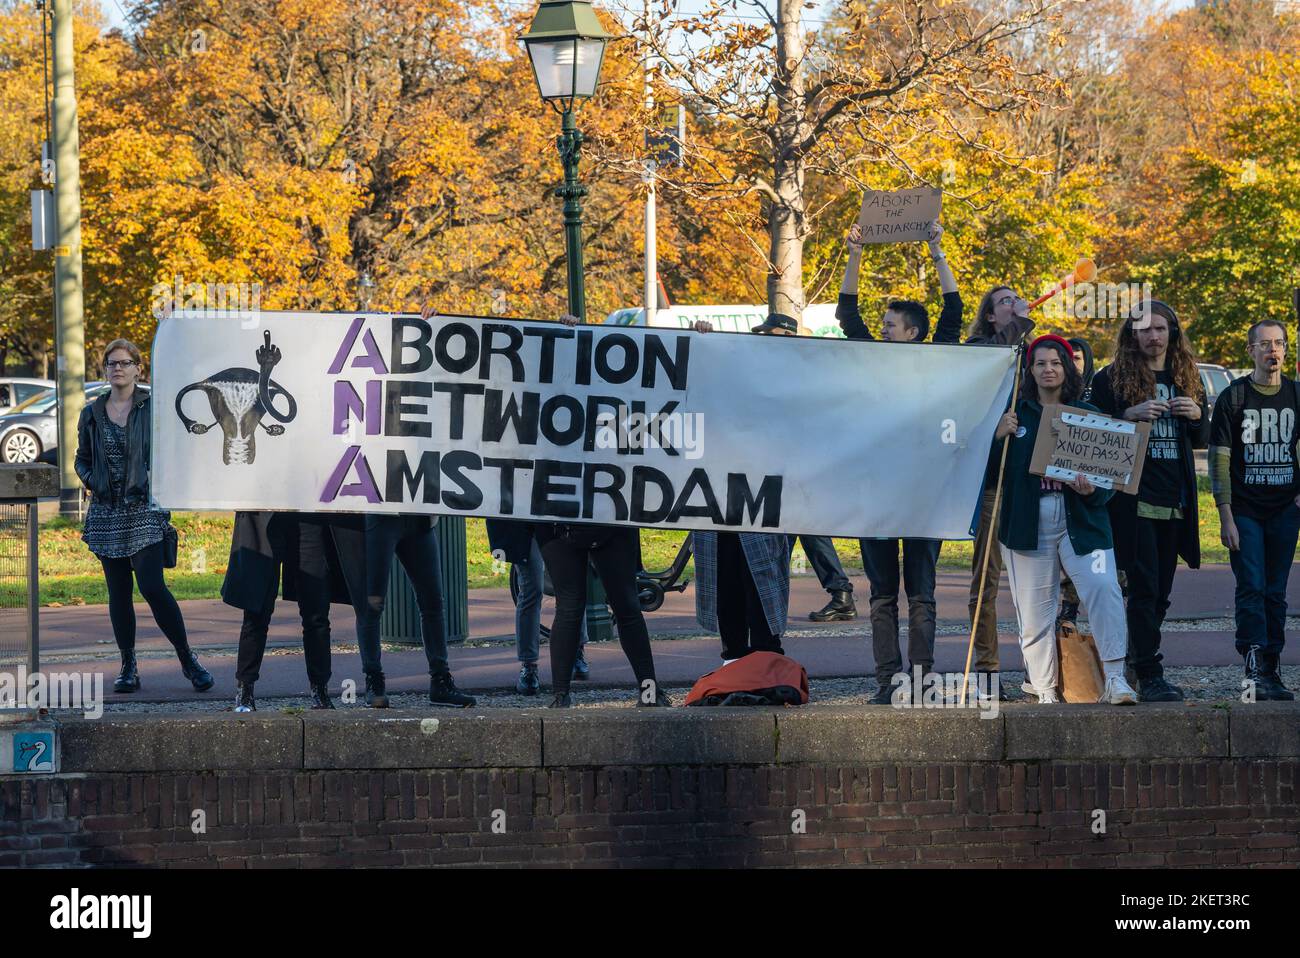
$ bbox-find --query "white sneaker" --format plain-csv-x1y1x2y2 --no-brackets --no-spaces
1037,688,1061,704
1100,674,1138,705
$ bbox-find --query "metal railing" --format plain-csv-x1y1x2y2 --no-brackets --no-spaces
0,466,55,706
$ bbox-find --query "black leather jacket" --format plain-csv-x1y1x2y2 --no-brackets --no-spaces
75,389,153,506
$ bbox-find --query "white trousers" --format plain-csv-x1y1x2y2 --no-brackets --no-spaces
1000,493,1128,694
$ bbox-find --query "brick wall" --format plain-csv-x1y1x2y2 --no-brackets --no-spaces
3,760,1296,868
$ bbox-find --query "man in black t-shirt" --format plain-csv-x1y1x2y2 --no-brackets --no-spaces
1091,301,1210,702
1209,318,1300,701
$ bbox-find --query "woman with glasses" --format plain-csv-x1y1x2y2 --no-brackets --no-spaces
76,339,214,694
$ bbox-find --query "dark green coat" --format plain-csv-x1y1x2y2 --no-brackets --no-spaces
996,399,1116,554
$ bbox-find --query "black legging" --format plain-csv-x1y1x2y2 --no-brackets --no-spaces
99,540,189,654
716,532,783,660
537,526,657,697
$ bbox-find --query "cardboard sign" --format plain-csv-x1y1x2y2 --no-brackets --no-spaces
856,187,942,244
1029,404,1151,494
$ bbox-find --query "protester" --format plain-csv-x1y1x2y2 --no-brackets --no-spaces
486,518,589,695
1069,337,1095,398
76,339,213,695
966,285,1037,696
536,315,668,709
420,304,591,695
1090,301,1209,702
356,515,475,708
837,219,960,702
797,535,857,621
1056,336,1098,628
1209,319,1299,701
221,511,366,711
993,334,1138,705
692,316,793,662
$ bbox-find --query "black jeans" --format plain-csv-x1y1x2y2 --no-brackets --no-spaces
236,518,333,687
99,540,189,654
1230,503,1300,657
792,535,853,594
1121,515,1180,682
537,526,657,697
718,532,784,660
859,537,941,682
358,515,448,675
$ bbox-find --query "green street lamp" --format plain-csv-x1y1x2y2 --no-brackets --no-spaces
522,1,616,644
521,1,613,323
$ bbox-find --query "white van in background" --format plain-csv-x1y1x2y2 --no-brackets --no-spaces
604,304,846,339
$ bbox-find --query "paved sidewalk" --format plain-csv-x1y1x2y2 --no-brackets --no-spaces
22,564,1282,703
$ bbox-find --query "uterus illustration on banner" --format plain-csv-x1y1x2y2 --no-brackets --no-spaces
151,311,1017,539
174,330,298,465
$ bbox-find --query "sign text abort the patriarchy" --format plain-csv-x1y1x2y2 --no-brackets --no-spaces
151,311,1017,539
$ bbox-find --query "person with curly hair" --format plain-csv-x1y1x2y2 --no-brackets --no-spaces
1089,301,1210,702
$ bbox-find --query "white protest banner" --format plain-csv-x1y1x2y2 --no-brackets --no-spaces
856,187,943,244
151,311,1016,539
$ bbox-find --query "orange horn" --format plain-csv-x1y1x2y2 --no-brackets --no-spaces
1028,257,1097,310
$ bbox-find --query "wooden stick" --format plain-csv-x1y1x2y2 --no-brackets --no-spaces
960,348,1024,706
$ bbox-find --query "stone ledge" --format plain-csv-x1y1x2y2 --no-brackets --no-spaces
1003,703,1229,760
775,706,1004,763
58,714,302,772
541,708,780,766
21,702,1299,775
1228,703,1300,758
0,463,58,500
302,710,543,769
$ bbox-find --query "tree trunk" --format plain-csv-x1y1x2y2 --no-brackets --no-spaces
767,0,808,320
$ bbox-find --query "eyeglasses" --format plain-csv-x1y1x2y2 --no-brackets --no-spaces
105,360,137,369
1249,339,1286,352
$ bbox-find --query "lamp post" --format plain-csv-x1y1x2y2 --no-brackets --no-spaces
522,1,615,644
356,271,375,311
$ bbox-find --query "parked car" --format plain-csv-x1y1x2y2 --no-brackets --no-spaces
0,382,148,464
0,378,54,416
1198,363,1232,426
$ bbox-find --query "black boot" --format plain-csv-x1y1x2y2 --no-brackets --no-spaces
516,663,540,696
1263,655,1294,696
429,669,476,708
1244,647,1290,701
113,652,140,693
636,680,672,707
234,682,256,713
310,684,335,709
547,691,573,708
809,590,856,622
1138,675,1184,702
364,671,389,708
571,647,590,681
178,648,214,692
868,681,896,705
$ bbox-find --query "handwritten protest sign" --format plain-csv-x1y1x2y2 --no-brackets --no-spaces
1029,404,1151,493
856,187,942,244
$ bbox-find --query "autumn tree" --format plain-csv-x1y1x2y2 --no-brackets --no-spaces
637,0,1077,320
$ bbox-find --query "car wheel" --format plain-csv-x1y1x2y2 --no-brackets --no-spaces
1,429,42,464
